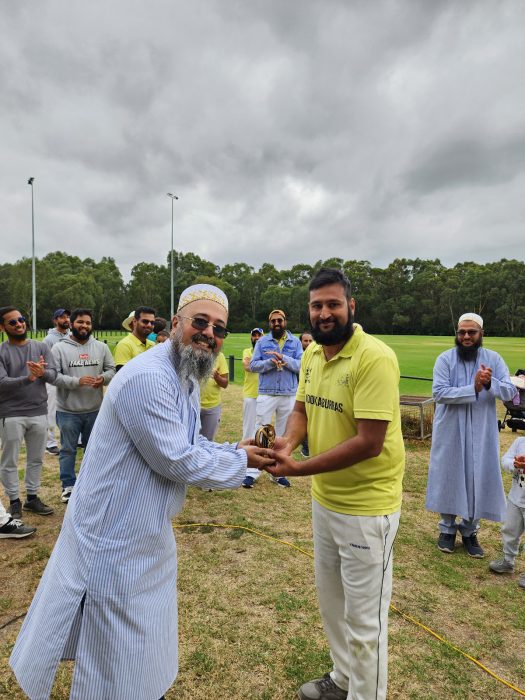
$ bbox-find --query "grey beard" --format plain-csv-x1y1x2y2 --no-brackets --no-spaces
170,326,216,385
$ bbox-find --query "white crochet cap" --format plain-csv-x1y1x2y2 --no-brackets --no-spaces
177,284,228,312
458,312,483,328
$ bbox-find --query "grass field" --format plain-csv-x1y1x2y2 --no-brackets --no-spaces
88,331,525,397
2,385,525,698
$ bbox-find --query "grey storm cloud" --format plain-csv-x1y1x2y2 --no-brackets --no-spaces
1,0,524,278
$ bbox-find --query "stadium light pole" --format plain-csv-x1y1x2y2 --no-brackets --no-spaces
28,177,37,333
167,193,179,318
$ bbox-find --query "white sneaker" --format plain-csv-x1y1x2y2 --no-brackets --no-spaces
61,487,73,503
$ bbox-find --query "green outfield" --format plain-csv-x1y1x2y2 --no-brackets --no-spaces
221,333,525,396
22,329,523,397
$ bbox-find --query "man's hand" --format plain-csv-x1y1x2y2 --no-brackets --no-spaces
92,375,104,389
264,450,301,478
475,364,492,392
27,355,47,381
79,375,97,386
241,445,276,470
273,436,293,456
514,455,525,471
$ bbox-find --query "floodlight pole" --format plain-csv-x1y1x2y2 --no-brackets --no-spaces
28,177,37,333
167,193,179,318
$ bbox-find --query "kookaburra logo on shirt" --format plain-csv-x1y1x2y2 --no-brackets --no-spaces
337,373,350,387
305,393,344,413
68,358,100,368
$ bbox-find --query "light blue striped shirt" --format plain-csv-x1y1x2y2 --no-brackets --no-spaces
10,341,247,700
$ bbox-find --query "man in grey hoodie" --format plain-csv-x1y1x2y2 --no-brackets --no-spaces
52,308,116,502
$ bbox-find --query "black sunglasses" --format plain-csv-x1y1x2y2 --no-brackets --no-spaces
180,316,229,339
457,329,479,337
6,316,26,326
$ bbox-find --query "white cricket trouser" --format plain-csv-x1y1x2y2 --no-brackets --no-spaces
312,500,400,700
242,397,257,441
246,393,295,481
46,384,58,448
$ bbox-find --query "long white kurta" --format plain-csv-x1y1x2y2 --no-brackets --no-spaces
426,347,516,522
10,341,247,700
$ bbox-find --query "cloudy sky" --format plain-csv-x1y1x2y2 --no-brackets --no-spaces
2,0,524,280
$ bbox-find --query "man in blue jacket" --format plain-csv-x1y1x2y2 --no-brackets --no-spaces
244,309,303,488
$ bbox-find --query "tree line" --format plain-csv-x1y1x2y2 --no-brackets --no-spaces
1,251,524,336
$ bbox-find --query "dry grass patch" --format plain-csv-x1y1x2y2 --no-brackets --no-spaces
1,386,525,698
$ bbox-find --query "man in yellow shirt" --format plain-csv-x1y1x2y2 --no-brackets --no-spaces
266,268,405,700
114,307,156,371
242,328,263,441
199,351,229,441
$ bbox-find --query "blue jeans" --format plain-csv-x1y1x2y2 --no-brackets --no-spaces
439,513,479,537
56,411,98,488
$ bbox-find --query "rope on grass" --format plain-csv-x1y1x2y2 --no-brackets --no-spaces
174,522,525,698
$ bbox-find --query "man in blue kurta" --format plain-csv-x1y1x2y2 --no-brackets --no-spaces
426,312,516,558
10,284,274,700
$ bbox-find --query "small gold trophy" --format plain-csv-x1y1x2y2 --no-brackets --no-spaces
254,424,276,449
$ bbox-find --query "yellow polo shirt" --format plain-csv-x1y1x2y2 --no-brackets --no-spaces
242,348,258,399
200,353,228,409
114,334,155,366
296,325,405,516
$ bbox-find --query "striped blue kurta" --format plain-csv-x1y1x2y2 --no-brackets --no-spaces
426,347,516,522
10,342,247,700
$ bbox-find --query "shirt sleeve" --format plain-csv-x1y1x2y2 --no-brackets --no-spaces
296,354,306,403
249,340,273,373
281,338,303,374
113,371,247,489
432,353,477,404
501,438,525,473
0,353,31,394
353,352,399,421
484,355,518,403
40,343,56,384
102,345,116,384
114,339,132,367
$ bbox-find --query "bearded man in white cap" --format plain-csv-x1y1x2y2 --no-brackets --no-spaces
10,284,274,700
426,312,516,558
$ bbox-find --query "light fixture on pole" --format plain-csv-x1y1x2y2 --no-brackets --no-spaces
28,177,37,333
167,193,179,318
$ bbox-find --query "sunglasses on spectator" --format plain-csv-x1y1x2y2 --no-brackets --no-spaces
138,319,155,325
6,316,26,326
457,329,480,337
179,316,229,339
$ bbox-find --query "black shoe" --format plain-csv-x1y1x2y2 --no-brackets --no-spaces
8,499,22,520
0,518,37,539
297,673,347,700
45,446,60,455
437,532,456,553
23,497,54,516
462,533,484,558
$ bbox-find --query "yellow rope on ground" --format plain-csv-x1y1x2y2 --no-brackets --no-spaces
174,521,525,697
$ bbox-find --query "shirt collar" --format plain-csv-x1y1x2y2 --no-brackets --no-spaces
129,333,148,347
310,324,363,359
